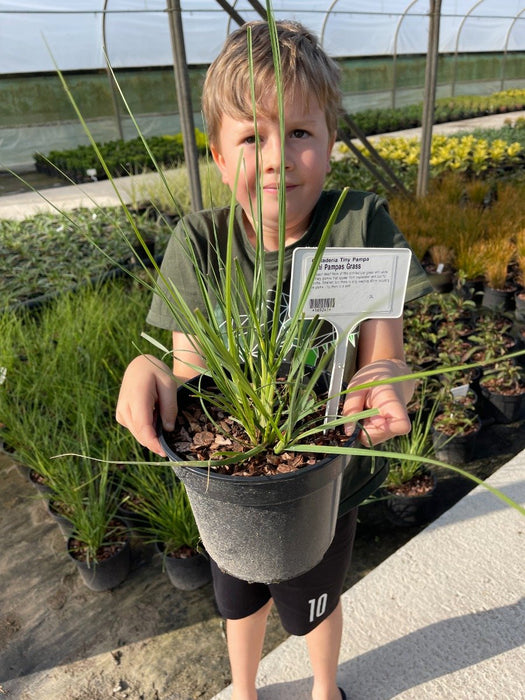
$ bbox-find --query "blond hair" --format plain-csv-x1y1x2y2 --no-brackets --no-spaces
202,20,341,147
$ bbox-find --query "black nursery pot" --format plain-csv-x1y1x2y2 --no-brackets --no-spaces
159,377,355,584
383,471,438,528
67,527,131,592
156,542,212,591
431,420,481,465
482,284,517,313
480,386,525,424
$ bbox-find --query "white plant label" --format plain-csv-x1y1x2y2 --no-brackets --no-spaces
289,247,412,423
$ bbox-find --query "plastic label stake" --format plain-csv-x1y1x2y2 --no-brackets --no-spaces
289,247,412,425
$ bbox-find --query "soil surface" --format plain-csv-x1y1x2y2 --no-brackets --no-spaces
1,413,524,700
164,393,351,477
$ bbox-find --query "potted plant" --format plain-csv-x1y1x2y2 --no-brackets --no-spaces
62,459,131,592
121,463,211,591
479,359,525,423
480,236,517,311
431,390,482,464
381,394,439,527
467,312,517,394
432,291,477,340
425,243,455,293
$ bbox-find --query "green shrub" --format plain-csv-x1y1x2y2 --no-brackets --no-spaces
34,129,208,183
343,88,525,138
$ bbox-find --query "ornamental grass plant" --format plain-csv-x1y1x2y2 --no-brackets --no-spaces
120,464,201,556
0,280,164,489
383,389,438,489
478,236,516,291
23,2,524,518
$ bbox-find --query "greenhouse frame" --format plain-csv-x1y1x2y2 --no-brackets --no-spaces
0,1,524,170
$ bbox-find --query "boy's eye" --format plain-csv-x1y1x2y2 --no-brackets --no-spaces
243,135,257,145
291,129,309,139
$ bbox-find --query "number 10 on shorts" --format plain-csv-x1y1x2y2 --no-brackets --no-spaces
308,593,328,622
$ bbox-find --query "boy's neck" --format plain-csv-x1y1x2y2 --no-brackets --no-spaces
243,213,308,252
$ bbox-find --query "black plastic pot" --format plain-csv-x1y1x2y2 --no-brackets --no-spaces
482,284,517,312
431,420,481,464
480,385,525,424
47,499,73,539
159,377,355,584
67,528,131,592
428,270,453,294
383,472,438,528
156,542,212,591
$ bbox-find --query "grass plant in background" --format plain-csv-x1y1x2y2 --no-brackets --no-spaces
121,464,201,556
383,391,438,491
0,279,168,487
0,207,172,310
61,455,126,567
127,159,230,218
478,236,516,291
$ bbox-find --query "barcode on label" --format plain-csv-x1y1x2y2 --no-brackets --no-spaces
309,297,336,312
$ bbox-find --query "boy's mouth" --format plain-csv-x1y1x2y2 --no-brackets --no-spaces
263,183,297,194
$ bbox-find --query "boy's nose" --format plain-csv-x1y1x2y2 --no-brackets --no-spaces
262,138,290,172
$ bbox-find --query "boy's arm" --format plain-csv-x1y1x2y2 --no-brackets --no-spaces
116,332,205,457
171,331,207,381
342,317,414,445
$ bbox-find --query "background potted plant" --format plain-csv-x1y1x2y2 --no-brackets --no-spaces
479,359,525,423
381,391,439,527
480,236,517,311
120,463,211,591
431,388,482,464
62,458,131,592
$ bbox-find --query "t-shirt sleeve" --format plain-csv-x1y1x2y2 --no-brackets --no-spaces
146,217,208,332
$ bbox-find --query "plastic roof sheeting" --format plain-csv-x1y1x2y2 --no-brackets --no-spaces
1,1,524,75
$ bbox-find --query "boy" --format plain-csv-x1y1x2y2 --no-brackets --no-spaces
117,20,431,700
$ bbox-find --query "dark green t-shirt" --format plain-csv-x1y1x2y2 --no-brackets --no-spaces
147,189,431,330
147,189,433,514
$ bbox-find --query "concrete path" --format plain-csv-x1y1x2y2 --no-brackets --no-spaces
213,455,525,699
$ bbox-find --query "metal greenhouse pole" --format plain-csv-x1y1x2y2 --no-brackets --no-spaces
166,0,203,211
417,0,442,198
102,0,124,141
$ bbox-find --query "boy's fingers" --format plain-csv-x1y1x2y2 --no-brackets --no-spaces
343,384,411,443
135,422,166,457
342,389,366,436
156,377,178,433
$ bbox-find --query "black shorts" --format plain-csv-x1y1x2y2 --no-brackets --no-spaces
210,508,358,636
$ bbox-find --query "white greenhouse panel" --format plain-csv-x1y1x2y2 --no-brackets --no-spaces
0,1,524,74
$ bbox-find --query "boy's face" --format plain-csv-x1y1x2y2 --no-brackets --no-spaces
211,92,335,246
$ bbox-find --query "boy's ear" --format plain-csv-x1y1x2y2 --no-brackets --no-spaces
210,144,228,183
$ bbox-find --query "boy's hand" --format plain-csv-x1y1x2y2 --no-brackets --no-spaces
342,359,414,446
116,354,177,457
